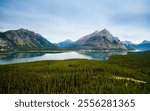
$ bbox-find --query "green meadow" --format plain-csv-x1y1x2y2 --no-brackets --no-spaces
0,51,150,94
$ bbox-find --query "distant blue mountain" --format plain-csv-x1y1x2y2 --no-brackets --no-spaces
123,40,150,50
55,39,77,48
122,41,133,46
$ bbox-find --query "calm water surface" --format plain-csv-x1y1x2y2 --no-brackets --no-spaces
0,51,128,64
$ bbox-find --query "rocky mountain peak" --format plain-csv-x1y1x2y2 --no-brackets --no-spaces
18,28,28,31
64,39,73,43
90,29,110,36
16,28,34,34
0,28,55,49
100,28,109,33
75,29,127,50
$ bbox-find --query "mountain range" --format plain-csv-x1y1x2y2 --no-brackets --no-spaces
0,28,149,50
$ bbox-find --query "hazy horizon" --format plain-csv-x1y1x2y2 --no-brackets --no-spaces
0,0,150,43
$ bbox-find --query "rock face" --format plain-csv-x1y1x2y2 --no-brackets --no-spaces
75,29,127,50
0,28,55,49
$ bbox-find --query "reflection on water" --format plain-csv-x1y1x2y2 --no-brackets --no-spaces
79,51,127,60
0,52,46,59
0,51,128,64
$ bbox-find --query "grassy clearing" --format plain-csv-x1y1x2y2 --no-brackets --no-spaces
0,51,150,94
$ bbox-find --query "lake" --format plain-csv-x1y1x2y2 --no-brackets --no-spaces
0,51,128,64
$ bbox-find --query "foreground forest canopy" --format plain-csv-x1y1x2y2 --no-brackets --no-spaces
0,51,150,94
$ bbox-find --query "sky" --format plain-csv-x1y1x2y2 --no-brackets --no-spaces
0,0,150,43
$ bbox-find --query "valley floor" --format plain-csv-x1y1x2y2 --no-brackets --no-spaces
0,51,150,94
